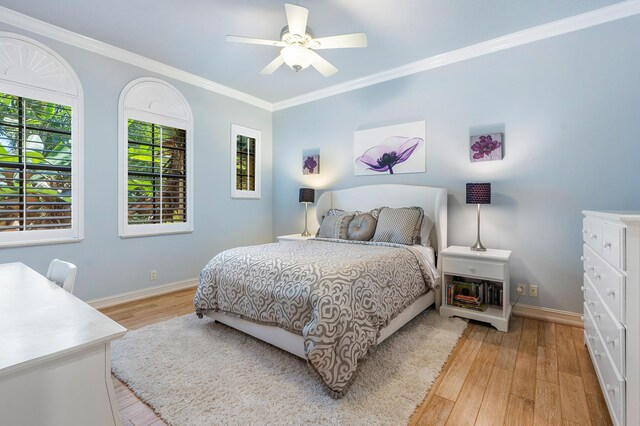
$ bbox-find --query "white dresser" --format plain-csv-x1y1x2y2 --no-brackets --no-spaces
582,211,640,426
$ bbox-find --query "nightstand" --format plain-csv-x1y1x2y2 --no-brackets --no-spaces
277,234,314,243
439,245,512,332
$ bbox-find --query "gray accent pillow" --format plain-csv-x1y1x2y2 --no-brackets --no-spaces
347,213,377,241
372,207,424,245
318,214,354,239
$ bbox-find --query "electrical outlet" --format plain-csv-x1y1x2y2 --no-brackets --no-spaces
516,284,525,294
150,270,157,281
529,285,538,297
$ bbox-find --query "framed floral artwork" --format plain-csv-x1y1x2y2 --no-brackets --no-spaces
354,120,426,175
302,155,319,175
470,133,503,162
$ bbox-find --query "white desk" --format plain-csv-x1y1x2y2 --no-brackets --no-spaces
0,262,127,426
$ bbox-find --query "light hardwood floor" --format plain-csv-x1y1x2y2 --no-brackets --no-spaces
101,288,612,426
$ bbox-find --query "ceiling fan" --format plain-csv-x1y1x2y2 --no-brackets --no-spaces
226,3,367,77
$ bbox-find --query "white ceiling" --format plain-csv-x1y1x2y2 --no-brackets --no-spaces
0,0,624,103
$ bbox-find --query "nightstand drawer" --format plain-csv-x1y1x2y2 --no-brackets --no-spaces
442,257,504,281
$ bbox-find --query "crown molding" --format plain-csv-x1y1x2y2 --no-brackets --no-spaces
1,1,639,113
272,0,640,111
0,6,273,111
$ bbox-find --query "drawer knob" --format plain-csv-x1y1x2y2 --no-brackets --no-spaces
468,267,475,273
607,289,616,297
591,234,598,239
606,384,616,394
594,273,601,280
587,300,595,306
606,336,616,347
594,350,602,358
593,312,601,319
587,334,595,342
582,230,588,235
604,242,612,248
580,286,585,292
580,256,586,261
588,266,595,272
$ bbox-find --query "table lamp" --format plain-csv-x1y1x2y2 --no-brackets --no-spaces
466,183,491,251
299,188,315,237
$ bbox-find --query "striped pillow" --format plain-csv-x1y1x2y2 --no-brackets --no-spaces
372,207,424,245
317,213,354,239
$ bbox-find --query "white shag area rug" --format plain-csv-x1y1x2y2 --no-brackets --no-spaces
111,309,466,425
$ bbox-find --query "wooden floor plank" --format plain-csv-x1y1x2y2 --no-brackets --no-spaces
475,367,513,426
538,321,557,349
555,325,581,376
435,326,488,401
445,328,502,425
512,351,537,400
416,395,455,426
495,316,524,371
519,318,539,356
505,394,535,426
536,346,559,384
534,379,561,425
584,392,613,426
558,372,591,425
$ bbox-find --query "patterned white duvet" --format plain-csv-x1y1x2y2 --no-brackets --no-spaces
193,238,437,398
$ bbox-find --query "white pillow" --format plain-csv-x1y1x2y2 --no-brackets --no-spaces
420,215,434,247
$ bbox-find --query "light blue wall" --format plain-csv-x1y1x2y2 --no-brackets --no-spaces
0,23,273,301
273,16,640,313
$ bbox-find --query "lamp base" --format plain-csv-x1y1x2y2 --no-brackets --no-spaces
470,240,486,251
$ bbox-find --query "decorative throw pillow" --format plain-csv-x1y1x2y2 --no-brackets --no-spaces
317,214,354,239
372,207,424,245
347,213,377,241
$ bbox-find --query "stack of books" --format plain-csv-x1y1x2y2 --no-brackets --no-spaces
445,279,499,311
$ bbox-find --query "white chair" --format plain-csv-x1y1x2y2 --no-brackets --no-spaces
47,259,77,294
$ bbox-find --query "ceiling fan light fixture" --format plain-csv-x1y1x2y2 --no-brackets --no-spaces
281,45,312,72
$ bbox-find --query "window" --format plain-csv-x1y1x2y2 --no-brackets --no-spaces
119,78,193,237
127,120,187,225
231,124,261,199
0,34,83,247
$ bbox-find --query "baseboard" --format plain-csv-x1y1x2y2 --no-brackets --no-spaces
87,278,198,309
512,303,583,328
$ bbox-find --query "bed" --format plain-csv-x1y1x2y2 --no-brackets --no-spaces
194,184,447,397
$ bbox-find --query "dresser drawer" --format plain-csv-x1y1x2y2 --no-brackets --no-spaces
442,257,504,281
587,220,604,254
602,223,626,271
584,306,625,426
583,244,625,324
584,275,625,375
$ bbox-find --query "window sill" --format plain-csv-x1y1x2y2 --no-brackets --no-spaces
119,228,193,239
0,236,84,249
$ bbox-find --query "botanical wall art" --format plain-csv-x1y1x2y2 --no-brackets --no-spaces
354,120,426,176
470,133,503,162
303,155,320,175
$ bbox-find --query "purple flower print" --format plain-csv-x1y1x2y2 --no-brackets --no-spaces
356,136,423,174
471,135,502,160
303,156,318,174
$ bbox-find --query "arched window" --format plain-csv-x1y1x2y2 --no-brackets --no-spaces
0,32,83,247
118,77,193,237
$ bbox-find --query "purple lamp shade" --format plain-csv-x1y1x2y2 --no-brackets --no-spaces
466,183,491,204
299,188,315,204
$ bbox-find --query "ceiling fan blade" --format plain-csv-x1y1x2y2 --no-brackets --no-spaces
285,3,309,35
308,50,338,77
226,35,285,47
311,33,368,49
260,55,285,75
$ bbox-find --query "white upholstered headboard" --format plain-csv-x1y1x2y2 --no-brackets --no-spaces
315,184,448,255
